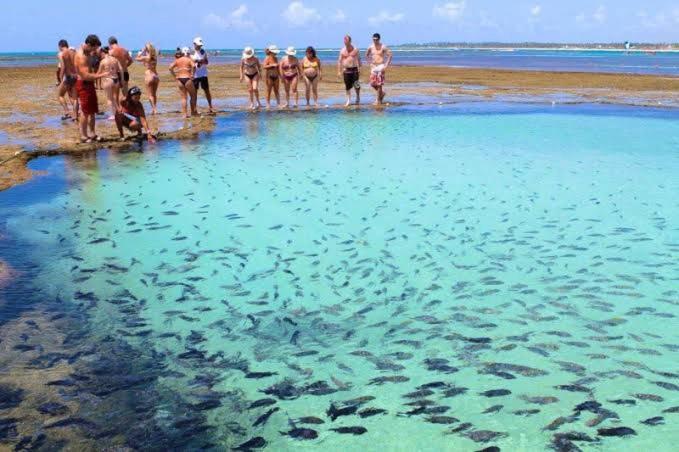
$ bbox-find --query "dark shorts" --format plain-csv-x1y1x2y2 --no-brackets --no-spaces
343,68,359,91
116,112,140,129
123,71,130,82
64,74,77,88
193,77,209,91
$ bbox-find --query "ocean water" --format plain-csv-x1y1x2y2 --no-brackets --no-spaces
1,104,678,451
2,48,678,75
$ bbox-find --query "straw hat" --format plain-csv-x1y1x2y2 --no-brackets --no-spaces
242,46,255,59
285,46,297,56
181,46,190,56
267,44,280,55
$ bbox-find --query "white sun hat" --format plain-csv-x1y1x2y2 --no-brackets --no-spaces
285,46,297,56
267,44,280,55
242,46,255,59
193,37,204,46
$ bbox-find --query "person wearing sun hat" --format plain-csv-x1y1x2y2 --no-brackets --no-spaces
279,46,301,108
191,36,214,113
240,47,262,110
263,45,281,108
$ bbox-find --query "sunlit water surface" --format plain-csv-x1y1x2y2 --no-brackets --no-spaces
1,105,678,451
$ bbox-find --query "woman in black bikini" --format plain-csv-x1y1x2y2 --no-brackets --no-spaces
279,47,301,108
263,45,281,109
302,46,322,107
169,47,197,118
240,47,262,110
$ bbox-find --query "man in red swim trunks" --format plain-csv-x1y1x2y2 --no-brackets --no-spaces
74,34,105,143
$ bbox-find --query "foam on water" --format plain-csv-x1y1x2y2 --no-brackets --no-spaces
1,105,678,451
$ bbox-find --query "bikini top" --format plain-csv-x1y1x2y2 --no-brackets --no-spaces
304,59,319,69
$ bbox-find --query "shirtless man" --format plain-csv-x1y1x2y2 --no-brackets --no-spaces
108,36,133,94
337,35,361,107
74,35,105,143
56,40,78,120
365,33,393,105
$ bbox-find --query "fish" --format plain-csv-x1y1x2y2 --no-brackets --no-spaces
426,416,459,424
480,389,511,397
358,407,387,418
232,436,266,451
253,407,279,427
331,426,368,435
641,416,664,426
248,398,277,410
296,416,325,425
597,427,636,437
279,428,318,440
327,402,358,421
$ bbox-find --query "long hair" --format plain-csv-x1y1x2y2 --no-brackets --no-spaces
306,46,316,59
146,43,157,62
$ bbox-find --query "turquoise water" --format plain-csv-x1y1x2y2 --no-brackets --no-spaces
1,105,678,451
2,48,678,74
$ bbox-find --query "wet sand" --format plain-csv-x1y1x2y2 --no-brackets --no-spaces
0,63,677,191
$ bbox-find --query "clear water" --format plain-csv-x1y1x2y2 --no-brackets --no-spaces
1,105,678,451
2,48,678,75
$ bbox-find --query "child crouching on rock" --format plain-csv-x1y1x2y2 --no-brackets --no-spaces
115,86,156,143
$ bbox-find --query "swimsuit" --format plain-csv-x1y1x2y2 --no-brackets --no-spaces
64,74,77,87
370,66,385,87
303,59,319,81
243,60,259,80
123,71,130,82
178,77,191,87
282,60,298,82
76,79,98,115
343,67,360,90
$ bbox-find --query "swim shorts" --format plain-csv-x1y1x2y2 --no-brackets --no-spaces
123,71,130,82
343,68,359,91
193,76,210,91
370,69,385,88
76,79,98,115
63,74,77,88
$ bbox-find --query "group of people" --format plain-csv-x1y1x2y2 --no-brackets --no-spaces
56,33,393,143
57,35,158,143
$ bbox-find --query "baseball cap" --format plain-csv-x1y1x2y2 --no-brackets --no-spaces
193,37,204,46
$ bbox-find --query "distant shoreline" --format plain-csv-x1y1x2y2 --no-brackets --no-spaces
1,46,678,55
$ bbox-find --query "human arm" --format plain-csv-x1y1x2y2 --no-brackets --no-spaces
76,53,103,81
385,46,393,69
126,51,134,67
239,60,244,82
337,52,342,77
139,115,155,143
318,59,322,81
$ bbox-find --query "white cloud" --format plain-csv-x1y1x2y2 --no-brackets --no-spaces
433,2,466,22
368,10,405,25
531,5,542,17
593,5,606,23
282,1,321,26
331,9,347,23
203,5,256,30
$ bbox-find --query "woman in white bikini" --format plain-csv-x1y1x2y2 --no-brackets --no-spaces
136,42,160,114
279,47,301,108
301,46,322,107
239,47,262,110
97,47,124,119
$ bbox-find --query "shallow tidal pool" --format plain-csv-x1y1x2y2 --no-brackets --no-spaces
1,104,678,451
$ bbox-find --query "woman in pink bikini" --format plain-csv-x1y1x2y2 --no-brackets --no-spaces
136,42,160,114
279,47,301,108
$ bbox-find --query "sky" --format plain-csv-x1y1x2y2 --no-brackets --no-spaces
3,0,678,52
